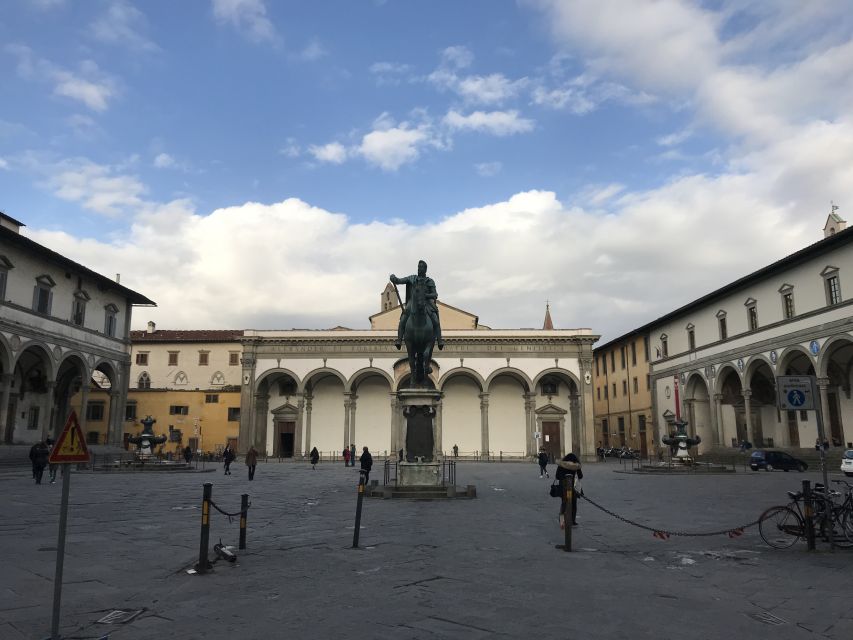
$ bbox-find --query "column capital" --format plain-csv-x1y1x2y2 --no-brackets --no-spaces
713,393,724,401
742,389,752,399
478,392,490,401
817,377,831,390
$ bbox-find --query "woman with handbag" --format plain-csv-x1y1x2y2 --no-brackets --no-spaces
555,453,582,529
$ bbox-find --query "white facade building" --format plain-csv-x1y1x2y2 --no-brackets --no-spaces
0,213,155,445
648,215,853,453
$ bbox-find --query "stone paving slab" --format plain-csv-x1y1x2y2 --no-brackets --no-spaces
1,460,851,639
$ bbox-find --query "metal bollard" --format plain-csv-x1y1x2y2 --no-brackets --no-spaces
352,472,366,548
802,480,815,551
196,483,212,573
239,493,248,550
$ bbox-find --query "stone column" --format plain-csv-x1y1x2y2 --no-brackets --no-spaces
0,373,11,443
578,358,595,459
569,395,581,455
253,393,268,454
390,394,400,455
349,393,357,449
108,390,122,446
479,392,490,457
77,381,89,438
295,398,305,456
686,399,696,438
112,361,131,446
523,392,536,456
712,393,724,446
742,389,754,445
238,353,257,455
818,377,832,445
303,393,313,453
343,392,353,452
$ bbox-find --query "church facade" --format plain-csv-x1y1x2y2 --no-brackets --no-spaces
238,292,599,461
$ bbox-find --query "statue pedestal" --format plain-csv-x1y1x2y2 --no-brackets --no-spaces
398,461,442,487
398,388,442,463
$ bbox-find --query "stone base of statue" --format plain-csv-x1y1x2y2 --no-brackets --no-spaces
397,388,442,487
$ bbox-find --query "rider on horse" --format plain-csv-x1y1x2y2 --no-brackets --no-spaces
390,260,445,351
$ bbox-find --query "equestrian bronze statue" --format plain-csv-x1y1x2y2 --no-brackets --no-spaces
390,260,444,385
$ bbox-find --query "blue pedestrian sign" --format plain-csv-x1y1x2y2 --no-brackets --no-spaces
776,376,815,411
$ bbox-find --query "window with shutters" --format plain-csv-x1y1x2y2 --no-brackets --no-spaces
32,274,55,315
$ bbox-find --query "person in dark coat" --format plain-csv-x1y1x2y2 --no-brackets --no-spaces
29,441,50,484
537,448,549,478
46,437,58,483
245,446,259,480
343,447,351,467
183,445,193,465
310,447,320,469
359,446,373,485
556,453,583,528
350,444,356,467
223,445,235,475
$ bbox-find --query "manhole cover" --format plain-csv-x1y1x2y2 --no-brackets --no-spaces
97,610,143,624
748,612,787,626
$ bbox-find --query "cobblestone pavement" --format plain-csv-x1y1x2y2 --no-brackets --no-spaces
1,460,850,639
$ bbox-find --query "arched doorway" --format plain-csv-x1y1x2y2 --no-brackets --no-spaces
439,369,484,457
684,373,712,453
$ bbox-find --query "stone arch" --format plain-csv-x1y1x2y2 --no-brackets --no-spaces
816,334,853,447
714,364,745,447
300,367,347,394
0,333,13,374
744,354,775,386
531,367,581,393
713,364,742,396
13,340,56,381
347,367,394,392
683,371,713,451
256,367,303,392
817,334,853,378
484,367,532,393
253,368,303,457
777,346,815,376
438,367,485,392
92,358,118,382
53,353,89,442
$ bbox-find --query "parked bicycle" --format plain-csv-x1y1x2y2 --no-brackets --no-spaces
759,480,853,549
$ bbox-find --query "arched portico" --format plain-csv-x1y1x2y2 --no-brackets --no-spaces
684,372,713,453
7,342,54,444
817,336,853,447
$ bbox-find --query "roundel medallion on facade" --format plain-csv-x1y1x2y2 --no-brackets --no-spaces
10,335,21,351
809,340,820,355
769,350,777,364
737,358,744,371
53,346,62,361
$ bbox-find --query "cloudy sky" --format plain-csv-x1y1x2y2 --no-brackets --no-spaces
3,1,852,342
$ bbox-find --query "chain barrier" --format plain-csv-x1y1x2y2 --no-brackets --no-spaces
209,499,251,523
579,493,762,539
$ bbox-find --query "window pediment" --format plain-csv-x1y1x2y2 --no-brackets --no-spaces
271,402,299,418
744,297,757,307
778,283,793,294
73,289,91,301
104,303,119,313
685,323,694,330
660,333,668,340
821,265,839,277
534,403,568,416
36,274,56,287
716,309,727,318
0,255,13,269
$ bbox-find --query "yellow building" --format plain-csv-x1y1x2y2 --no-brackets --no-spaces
592,332,654,456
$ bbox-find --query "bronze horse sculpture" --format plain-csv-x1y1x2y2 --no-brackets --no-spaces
404,277,436,385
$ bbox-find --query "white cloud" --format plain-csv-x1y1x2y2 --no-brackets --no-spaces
0,158,8,170
279,138,301,158
656,129,693,147
308,142,348,164
45,159,146,216
212,0,277,43
5,45,117,112
153,153,176,169
369,61,413,85
443,109,534,136
440,45,473,69
297,39,327,61
474,161,502,177
358,127,428,171
90,1,159,52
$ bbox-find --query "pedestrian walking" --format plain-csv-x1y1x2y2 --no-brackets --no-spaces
46,437,58,483
556,452,582,529
310,446,320,469
343,447,351,467
246,446,258,480
223,445,235,475
183,445,193,465
359,446,373,485
30,441,50,484
452,444,458,458
350,444,356,467
537,447,549,478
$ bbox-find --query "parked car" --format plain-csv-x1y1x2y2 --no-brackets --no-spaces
749,450,808,472
842,449,853,477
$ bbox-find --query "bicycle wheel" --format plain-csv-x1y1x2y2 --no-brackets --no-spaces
759,506,803,549
829,508,853,549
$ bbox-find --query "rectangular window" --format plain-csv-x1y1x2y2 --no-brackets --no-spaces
0,269,7,301
604,385,608,399
597,387,601,400
661,338,668,358
104,311,117,337
27,406,39,430
633,377,638,394
719,317,727,341
638,415,646,432
205,394,219,404
620,347,626,369
86,431,99,445
643,336,650,362
169,405,189,415
35,286,51,314
610,352,615,372
688,329,696,351
782,293,795,319
229,352,240,366
595,357,599,377
71,298,86,326
826,275,841,305
646,374,651,390
631,342,637,366
618,416,625,444
622,380,627,395
227,407,241,422
125,403,137,420
168,352,179,367
747,306,758,331
135,352,148,366
86,403,105,421
199,352,209,366
612,383,617,398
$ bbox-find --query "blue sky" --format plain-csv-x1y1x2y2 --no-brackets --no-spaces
3,1,853,341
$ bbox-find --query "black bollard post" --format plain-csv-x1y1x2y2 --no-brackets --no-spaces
561,475,573,552
802,480,816,551
352,471,366,548
239,493,249,550
196,483,212,573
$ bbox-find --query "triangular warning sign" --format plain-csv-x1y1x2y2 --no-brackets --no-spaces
49,410,91,463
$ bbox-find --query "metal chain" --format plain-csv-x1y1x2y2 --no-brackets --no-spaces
579,493,762,538
208,499,251,522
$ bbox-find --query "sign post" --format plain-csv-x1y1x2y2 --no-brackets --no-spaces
47,410,90,639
